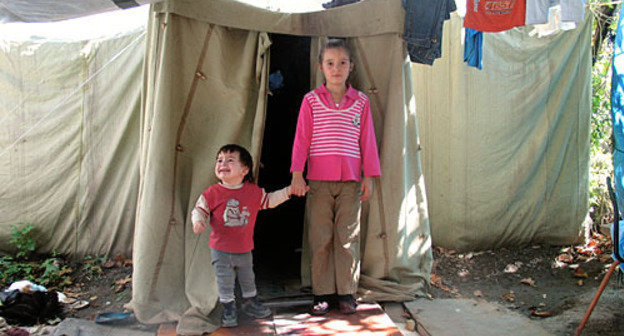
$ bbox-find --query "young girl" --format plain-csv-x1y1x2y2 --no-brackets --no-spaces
290,39,381,315
191,144,293,327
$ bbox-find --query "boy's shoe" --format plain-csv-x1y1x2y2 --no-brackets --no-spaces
242,296,272,318
338,294,357,314
221,301,238,328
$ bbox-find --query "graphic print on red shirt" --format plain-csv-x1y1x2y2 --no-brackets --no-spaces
464,0,526,32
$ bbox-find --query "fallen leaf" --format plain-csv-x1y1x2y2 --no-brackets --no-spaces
504,264,519,273
574,267,588,278
521,278,537,287
473,290,483,297
552,260,568,269
113,254,127,262
102,260,116,269
502,291,515,302
577,279,584,286
68,300,89,310
600,254,613,263
430,273,451,292
458,269,470,277
115,277,132,285
557,253,574,263
59,296,76,304
89,296,98,301
63,292,81,298
430,273,441,284
530,309,551,318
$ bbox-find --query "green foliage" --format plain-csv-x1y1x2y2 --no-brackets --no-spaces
0,254,73,290
39,253,73,287
81,255,106,279
9,223,36,259
588,3,619,226
0,223,73,289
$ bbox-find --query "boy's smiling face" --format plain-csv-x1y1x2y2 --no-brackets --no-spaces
215,151,249,186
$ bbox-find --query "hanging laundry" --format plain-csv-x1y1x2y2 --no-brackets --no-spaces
464,28,483,69
526,0,586,25
464,0,526,32
528,5,579,38
560,0,586,23
403,0,457,65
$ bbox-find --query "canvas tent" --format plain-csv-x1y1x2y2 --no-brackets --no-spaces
0,0,156,23
412,13,592,251
0,11,147,257
129,0,430,334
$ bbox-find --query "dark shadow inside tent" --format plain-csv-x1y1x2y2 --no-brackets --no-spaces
254,34,310,297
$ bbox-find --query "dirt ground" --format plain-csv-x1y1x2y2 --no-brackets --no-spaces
428,238,624,336
56,235,624,336
63,257,134,321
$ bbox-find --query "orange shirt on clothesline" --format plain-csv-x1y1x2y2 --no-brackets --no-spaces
464,0,526,32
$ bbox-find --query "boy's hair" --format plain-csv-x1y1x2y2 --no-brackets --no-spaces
216,144,254,183
318,38,353,63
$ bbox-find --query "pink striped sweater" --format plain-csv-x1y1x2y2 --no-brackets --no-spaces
291,84,381,181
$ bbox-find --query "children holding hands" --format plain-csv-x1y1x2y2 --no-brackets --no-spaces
191,37,381,328
191,144,301,327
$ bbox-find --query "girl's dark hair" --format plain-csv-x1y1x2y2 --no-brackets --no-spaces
216,144,254,183
318,38,353,63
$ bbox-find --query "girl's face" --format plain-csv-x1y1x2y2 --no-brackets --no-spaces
319,47,353,87
215,151,249,186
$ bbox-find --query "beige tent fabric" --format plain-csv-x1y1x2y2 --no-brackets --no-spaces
413,14,591,251
130,0,431,333
131,9,272,333
0,28,145,257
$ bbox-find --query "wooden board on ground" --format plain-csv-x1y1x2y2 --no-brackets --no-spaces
157,303,402,335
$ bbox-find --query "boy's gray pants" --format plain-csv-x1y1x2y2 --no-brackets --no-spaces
211,248,257,303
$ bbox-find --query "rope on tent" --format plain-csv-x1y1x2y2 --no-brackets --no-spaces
0,31,147,160
353,37,390,278
148,23,215,301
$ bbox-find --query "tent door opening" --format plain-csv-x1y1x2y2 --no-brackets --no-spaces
254,33,311,295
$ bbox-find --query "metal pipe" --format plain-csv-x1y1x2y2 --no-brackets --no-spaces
575,260,621,336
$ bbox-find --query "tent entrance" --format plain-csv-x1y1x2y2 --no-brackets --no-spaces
254,34,311,295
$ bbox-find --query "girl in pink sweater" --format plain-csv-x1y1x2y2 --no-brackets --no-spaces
290,39,381,315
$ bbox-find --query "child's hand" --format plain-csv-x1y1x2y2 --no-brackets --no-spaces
192,221,206,234
291,172,308,197
360,176,374,201
288,185,309,196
